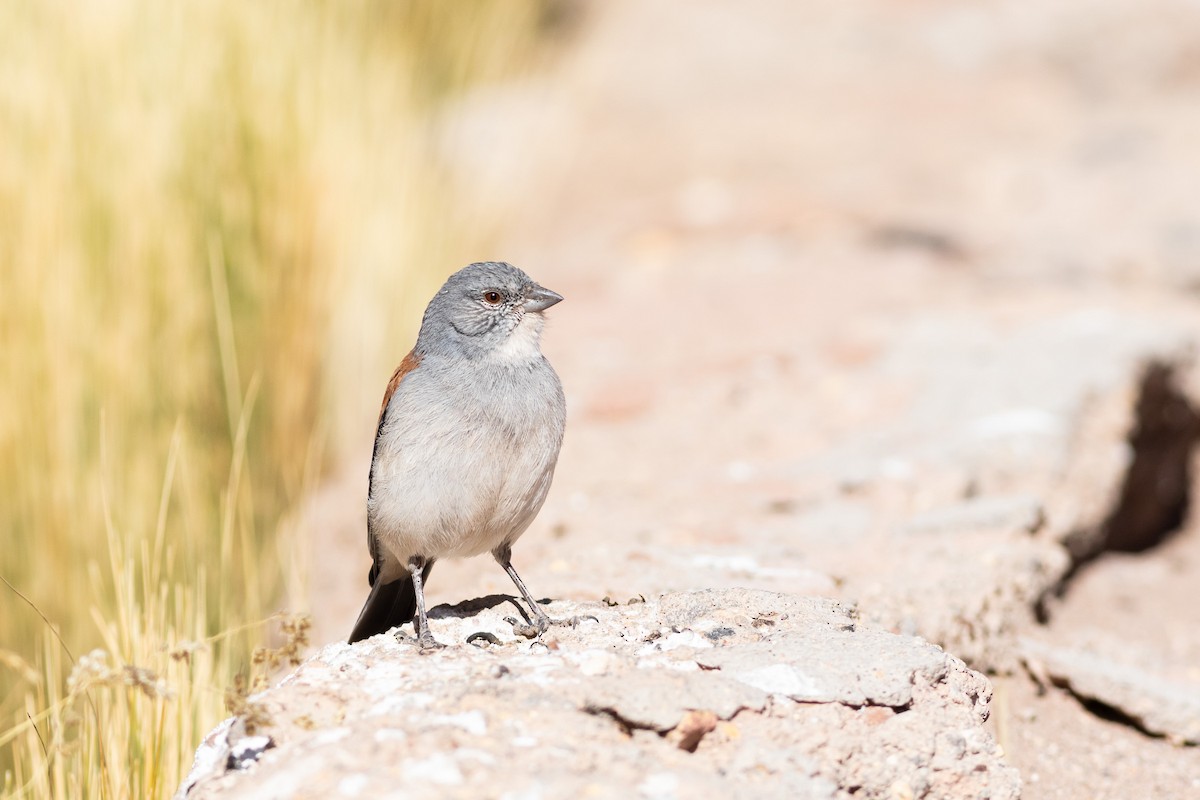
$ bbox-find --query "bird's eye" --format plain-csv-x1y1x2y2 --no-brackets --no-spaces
482,291,503,305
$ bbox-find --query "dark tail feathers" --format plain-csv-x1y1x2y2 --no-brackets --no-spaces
347,561,435,643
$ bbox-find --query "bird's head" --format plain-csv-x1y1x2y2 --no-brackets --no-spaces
417,261,563,362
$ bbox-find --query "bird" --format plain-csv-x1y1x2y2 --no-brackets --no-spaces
348,261,567,649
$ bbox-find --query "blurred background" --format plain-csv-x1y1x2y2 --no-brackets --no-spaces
5,0,1200,797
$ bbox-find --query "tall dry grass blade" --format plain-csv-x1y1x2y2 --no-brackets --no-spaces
207,235,243,440
151,422,184,587
219,374,261,600
0,576,75,667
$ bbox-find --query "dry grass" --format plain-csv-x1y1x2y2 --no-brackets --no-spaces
0,1,553,796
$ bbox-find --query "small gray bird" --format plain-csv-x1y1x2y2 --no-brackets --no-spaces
348,262,567,648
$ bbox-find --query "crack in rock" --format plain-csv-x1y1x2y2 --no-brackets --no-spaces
1022,637,1200,745
579,669,766,732
1069,361,1200,560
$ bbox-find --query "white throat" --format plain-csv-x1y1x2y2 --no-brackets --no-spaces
491,312,545,363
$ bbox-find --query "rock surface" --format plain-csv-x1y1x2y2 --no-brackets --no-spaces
823,313,1199,672
178,591,1019,800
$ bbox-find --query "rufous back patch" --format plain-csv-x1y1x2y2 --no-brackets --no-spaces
379,350,421,424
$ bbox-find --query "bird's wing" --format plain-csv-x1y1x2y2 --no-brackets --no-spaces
366,349,423,586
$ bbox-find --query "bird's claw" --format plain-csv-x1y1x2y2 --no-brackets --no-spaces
553,614,599,628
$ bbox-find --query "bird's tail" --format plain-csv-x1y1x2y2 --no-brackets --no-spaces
347,561,435,643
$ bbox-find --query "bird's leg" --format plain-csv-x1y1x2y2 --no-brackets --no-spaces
408,556,444,651
493,544,552,637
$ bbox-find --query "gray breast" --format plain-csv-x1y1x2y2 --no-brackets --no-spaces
367,353,565,562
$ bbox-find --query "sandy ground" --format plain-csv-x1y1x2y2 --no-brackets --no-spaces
304,2,1200,797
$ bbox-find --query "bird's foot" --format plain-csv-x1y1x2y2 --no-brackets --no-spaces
505,614,549,640
506,612,598,639
415,631,446,653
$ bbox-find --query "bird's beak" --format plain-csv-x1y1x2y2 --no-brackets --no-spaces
524,285,564,313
